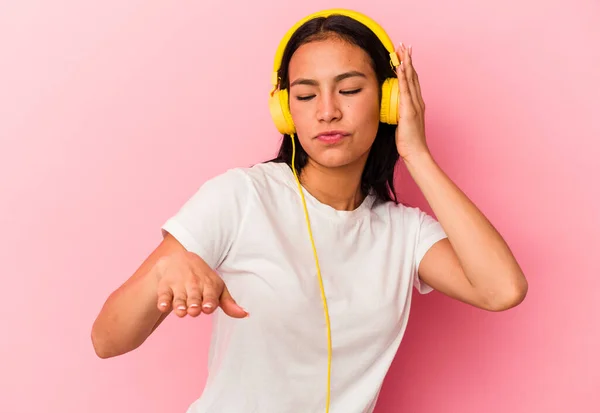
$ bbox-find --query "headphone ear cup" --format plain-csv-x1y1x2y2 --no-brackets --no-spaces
379,77,399,125
268,88,296,135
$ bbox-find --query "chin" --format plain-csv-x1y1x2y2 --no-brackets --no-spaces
312,151,361,169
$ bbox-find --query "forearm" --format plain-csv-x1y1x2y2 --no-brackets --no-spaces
91,270,166,358
405,151,527,305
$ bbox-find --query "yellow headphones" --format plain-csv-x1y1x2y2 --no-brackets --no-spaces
268,8,401,135
267,9,400,413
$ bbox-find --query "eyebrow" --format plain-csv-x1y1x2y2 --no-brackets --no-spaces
289,70,367,87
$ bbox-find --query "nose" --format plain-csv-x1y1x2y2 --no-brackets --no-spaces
316,92,342,123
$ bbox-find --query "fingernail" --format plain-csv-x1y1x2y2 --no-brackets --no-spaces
177,305,186,310
189,304,199,308
202,303,213,309
159,302,167,307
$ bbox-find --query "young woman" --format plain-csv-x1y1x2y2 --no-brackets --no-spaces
91,9,528,413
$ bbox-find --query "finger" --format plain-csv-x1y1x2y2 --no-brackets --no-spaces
219,285,249,319
408,46,426,112
413,73,425,112
396,44,417,119
171,286,188,318
157,283,174,313
403,45,422,114
200,275,222,315
185,281,203,317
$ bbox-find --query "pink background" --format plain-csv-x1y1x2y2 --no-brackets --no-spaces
1,1,599,412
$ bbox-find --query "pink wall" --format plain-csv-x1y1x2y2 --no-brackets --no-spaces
1,1,598,412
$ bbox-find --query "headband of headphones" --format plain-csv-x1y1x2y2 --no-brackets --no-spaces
270,8,401,92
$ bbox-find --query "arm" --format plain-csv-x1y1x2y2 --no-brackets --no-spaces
90,233,182,358
394,43,527,311
91,168,250,358
407,152,528,311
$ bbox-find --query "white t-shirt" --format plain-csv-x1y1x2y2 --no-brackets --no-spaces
161,161,447,413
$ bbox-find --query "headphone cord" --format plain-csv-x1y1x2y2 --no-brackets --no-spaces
289,133,332,413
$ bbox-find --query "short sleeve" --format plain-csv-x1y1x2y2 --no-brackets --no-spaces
160,168,250,269
413,209,448,294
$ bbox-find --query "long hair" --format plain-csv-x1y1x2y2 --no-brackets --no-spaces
265,14,400,205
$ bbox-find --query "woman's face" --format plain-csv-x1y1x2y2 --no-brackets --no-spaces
287,36,381,169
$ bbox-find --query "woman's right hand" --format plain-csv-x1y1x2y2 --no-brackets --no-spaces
152,250,248,319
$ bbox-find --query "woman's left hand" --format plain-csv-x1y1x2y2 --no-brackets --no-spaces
395,43,430,162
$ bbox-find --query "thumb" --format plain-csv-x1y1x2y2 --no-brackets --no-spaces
219,285,249,318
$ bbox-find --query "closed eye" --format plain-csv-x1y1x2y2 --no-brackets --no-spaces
340,88,362,95
295,88,363,101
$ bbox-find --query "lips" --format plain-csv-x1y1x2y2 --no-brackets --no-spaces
315,130,349,143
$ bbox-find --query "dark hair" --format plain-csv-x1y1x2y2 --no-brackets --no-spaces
265,14,400,205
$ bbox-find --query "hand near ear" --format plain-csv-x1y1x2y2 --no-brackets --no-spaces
395,43,430,163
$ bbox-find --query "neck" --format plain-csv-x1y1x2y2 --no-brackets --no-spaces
299,157,367,211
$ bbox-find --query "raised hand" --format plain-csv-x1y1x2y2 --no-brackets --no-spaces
152,250,248,319
395,43,430,162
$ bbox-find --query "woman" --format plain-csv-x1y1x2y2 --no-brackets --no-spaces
91,9,528,413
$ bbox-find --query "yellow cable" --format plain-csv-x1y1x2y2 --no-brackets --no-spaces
289,133,332,413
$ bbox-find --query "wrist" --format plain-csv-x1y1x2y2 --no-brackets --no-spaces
402,148,434,169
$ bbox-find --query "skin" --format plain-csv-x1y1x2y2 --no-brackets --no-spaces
91,34,528,360
288,36,381,211
288,36,528,312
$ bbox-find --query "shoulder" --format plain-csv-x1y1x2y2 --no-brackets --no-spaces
209,161,293,197
373,199,446,246
238,161,293,189
183,161,292,212
372,198,430,226
200,161,286,190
